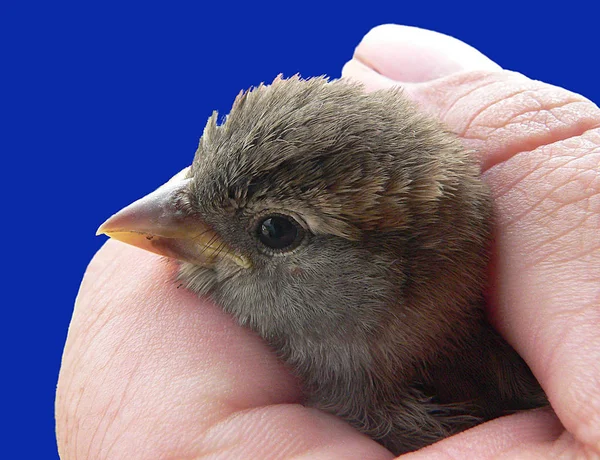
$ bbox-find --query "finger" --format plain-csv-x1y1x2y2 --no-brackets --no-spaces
342,25,600,452
400,408,562,459
403,410,600,460
351,24,500,83
411,59,600,458
484,120,600,452
341,24,500,97
56,241,392,459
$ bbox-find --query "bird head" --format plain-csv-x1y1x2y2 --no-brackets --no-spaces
98,76,492,376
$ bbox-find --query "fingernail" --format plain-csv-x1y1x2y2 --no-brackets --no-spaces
354,24,501,83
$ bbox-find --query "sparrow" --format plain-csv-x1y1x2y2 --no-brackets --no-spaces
98,76,547,454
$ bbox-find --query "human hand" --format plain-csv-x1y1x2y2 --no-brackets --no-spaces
56,25,600,458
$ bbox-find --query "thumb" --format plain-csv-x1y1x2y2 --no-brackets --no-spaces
343,24,500,85
343,24,600,451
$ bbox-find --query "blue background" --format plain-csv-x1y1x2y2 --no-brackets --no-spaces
3,1,597,457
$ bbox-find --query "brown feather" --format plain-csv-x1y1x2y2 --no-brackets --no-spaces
176,76,547,454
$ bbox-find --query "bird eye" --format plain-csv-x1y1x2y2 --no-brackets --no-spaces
256,214,304,252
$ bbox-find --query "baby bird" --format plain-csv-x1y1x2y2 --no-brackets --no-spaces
98,76,546,454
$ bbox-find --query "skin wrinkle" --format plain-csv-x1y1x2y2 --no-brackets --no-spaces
452,84,535,139
400,409,563,460
70,258,170,391
530,210,591,265
417,73,513,136
482,152,546,203
83,242,122,297
530,101,592,133
190,403,276,455
495,178,551,231
152,400,235,459
534,236,599,267
549,148,599,192
411,71,600,174
478,111,599,174
470,104,600,166
87,333,145,458
95,364,146,459
64,303,129,458
62,256,166,457
196,405,376,459
536,302,599,447
506,273,598,440
470,89,584,137
533,305,582,391
102,408,141,460
67,285,114,376
488,139,596,232
219,408,300,457
97,362,212,458
473,99,582,144
547,294,600,384
506,175,586,248
495,144,600,265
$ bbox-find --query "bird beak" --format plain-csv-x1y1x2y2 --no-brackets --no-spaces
96,168,251,269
